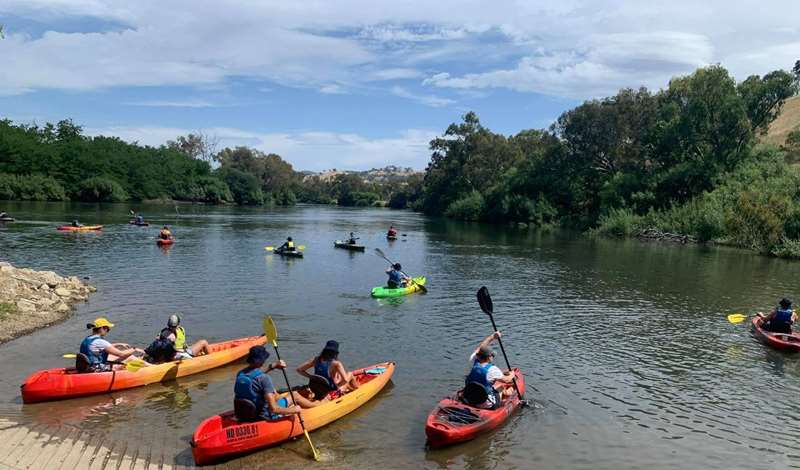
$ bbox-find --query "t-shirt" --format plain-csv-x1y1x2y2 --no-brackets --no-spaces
388,270,403,284
468,353,504,382
239,369,278,419
89,337,112,356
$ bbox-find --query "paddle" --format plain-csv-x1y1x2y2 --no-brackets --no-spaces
727,313,748,324
264,316,321,461
62,354,146,372
373,248,427,293
477,286,527,406
265,245,306,251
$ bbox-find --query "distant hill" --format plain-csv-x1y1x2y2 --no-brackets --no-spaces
303,165,421,183
763,95,800,146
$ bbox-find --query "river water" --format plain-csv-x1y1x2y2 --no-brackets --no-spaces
1,201,799,469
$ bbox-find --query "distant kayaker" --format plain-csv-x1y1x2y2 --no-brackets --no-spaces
79,317,146,372
387,226,397,237
466,332,516,409
386,263,410,288
757,298,797,334
135,214,145,224
71,219,82,227
297,340,359,395
234,346,325,421
348,232,358,245
159,226,172,240
278,236,296,252
159,314,210,359
0,211,8,218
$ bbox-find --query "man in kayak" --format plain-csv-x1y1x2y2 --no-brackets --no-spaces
235,346,325,421
278,236,296,252
386,263,410,288
387,226,397,237
71,219,82,227
757,298,797,333
466,332,516,409
348,232,359,245
135,214,145,224
159,314,210,360
79,317,146,372
159,226,173,240
296,340,359,396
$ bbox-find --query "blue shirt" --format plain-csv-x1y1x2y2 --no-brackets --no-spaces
388,269,403,284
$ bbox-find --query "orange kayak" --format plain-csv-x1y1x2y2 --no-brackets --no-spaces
191,361,395,465
21,335,266,403
57,225,103,231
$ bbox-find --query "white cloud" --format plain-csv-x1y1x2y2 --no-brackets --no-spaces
319,84,347,94
123,99,218,108
85,125,438,171
390,86,454,107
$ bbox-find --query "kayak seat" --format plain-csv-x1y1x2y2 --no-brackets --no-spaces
75,353,92,374
462,382,489,407
234,399,259,422
308,374,336,400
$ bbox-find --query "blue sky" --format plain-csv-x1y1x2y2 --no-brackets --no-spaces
1,1,798,171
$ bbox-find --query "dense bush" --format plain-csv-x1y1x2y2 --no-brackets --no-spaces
0,173,67,201
75,176,129,202
444,190,485,221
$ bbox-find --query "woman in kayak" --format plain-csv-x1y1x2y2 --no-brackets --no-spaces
278,236,296,252
296,340,359,395
80,317,146,372
235,346,325,421
159,226,173,240
466,332,516,409
757,298,797,333
159,314,210,359
386,263,410,288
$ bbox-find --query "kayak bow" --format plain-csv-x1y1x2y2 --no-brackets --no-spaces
371,276,426,298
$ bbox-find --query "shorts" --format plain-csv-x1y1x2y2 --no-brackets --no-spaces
175,350,194,360
263,397,290,420
89,363,113,373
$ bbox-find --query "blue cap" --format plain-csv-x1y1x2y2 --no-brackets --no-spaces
247,346,270,365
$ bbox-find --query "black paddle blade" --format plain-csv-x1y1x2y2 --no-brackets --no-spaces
477,286,493,314
374,247,386,258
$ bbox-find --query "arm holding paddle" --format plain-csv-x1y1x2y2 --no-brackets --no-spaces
106,344,145,361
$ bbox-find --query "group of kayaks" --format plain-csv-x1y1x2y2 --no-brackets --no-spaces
53,217,175,246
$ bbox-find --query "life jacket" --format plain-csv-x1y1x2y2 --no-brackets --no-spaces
287,241,295,249
773,308,794,328
234,368,266,414
173,326,186,350
387,229,397,236
314,357,336,389
146,332,177,363
387,269,403,286
79,335,108,366
465,360,494,394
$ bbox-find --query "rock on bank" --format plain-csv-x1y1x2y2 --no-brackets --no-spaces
0,262,96,344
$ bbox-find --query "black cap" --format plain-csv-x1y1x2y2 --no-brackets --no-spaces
288,236,293,241
780,298,792,309
247,346,270,365
322,340,339,353
393,263,401,270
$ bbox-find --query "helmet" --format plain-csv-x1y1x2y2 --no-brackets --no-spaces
168,314,180,327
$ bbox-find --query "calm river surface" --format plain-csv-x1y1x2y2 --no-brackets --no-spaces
1,201,800,469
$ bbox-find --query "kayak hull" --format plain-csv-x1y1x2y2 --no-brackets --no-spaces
191,361,395,465
371,276,426,298
129,220,150,226
0,217,15,222
425,369,525,448
273,249,303,258
21,335,266,403
157,238,175,246
334,240,365,251
57,225,103,232
387,235,397,241
751,317,800,352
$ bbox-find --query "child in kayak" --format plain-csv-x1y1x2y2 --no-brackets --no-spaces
296,340,360,396
757,298,797,334
234,346,325,421
466,332,516,409
386,263,410,288
159,314,210,360
79,317,146,372
159,226,173,240
278,237,296,252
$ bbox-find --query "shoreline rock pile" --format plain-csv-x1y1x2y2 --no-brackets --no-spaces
0,261,96,344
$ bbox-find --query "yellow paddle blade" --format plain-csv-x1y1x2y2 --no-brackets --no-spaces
264,315,278,347
265,246,275,251
298,245,306,250
125,358,146,372
63,353,77,359
304,429,321,461
727,313,748,324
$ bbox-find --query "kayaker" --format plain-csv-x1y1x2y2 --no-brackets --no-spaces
159,226,173,240
387,226,397,237
135,214,145,224
79,317,146,372
386,263,410,288
234,346,325,421
278,237,296,252
466,332,516,409
0,211,8,218
348,232,358,245
757,298,797,334
71,219,82,227
159,314,211,360
296,340,360,395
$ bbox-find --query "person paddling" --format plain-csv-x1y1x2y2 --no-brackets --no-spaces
297,340,359,396
234,346,325,421
278,236,296,253
79,317,146,372
0,211,9,219
135,213,145,224
159,314,210,359
159,226,173,240
386,263,410,288
347,232,359,245
757,298,797,333
71,219,82,227
465,332,516,409
387,226,397,237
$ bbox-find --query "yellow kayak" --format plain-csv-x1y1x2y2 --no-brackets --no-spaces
371,276,426,297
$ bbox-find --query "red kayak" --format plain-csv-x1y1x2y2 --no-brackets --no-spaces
157,238,175,246
425,368,525,448
751,317,800,352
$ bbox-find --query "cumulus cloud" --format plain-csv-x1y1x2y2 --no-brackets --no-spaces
85,125,438,171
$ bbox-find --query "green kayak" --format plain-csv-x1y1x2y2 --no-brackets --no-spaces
371,276,426,298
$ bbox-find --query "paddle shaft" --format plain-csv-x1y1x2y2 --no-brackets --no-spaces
486,313,524,401
270,343,310,428
375,250,425,291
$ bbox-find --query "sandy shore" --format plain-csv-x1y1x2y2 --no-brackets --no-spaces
0,262,96,344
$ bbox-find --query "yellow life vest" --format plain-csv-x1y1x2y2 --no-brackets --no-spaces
174,326,186,350
287,241,294,249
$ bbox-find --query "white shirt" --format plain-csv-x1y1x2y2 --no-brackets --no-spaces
89,337,111,355
469,352,503,382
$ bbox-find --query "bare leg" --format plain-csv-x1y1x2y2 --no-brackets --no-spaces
289,391,326,408
189,339,210,356
335,371,359,392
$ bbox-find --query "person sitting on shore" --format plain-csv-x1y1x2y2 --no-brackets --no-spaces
758,298,797,334
79,317,146,372
296,340,359,398
386,263,410,288
348,232,358,245
159,314,210,360
159,226,172,240
278,237,296,252
234,346,326,422
465,332,516,409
